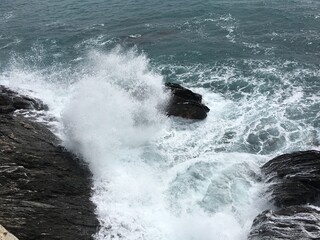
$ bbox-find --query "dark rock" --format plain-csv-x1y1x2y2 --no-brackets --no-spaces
0,86,98,239
248,205,320,240
165,82,210,120
248,151,320,239
262,150,320,207
0,85,48,114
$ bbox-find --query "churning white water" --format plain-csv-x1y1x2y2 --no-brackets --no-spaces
61,50,269,240
2,48,302,240
84,51,272,240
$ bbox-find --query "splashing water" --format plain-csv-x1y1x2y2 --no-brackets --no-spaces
2,47,318,240
59,49,269,240
63,48,168,174
1,0,320,238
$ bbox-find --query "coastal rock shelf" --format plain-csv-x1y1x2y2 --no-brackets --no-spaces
249,150,320,240
165,82,210,120
248,206,320,240
0,86,48,114
0,86,98,239
262,150,320,207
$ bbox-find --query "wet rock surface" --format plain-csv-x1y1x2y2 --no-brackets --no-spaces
0,86,48,114
262,150,320,207
248,150,320,240
165,82,210,120
248,205,320,240
0,86,98,239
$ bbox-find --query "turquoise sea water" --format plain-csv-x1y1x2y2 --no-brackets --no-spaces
1,1,320,239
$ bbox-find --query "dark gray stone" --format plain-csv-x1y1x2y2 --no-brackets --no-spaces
262,150,320,207
248,205,320,240
0,85,48,114
165,82,210,120
248,151,320,240
0,85,98,239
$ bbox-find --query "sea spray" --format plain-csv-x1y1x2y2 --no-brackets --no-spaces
62,48,168,173
0,47,271,240
62,49,177,239
1,0,320,238
3,46,316,239
61,49,268,240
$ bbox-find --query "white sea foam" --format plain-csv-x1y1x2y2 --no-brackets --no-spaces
1,11,14,23
158,59,320,155
60,49,269,240
63,48,168,174
1,47,319,240
217,14,238,43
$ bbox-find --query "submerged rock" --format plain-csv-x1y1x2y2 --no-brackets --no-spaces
248,205,320,240
0,85,98,239
262,150,320,207
165,82,210,120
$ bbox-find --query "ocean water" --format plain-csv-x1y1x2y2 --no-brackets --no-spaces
1,0,320,239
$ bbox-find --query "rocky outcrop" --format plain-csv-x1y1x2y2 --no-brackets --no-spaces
248,150,320,239
248,205,320,240
165,82,210,120
0,86,47,114
262,150,320,207
0,225,19,240
0,86,98,239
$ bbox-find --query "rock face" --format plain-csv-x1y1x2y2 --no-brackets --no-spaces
165,82,210,120
248,206,320,240
262,150,320,207
248,150,320,240
0,86,48,114
0,86,98,239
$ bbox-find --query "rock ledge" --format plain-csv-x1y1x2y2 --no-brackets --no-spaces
0,85,98,239
248,150,320,240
